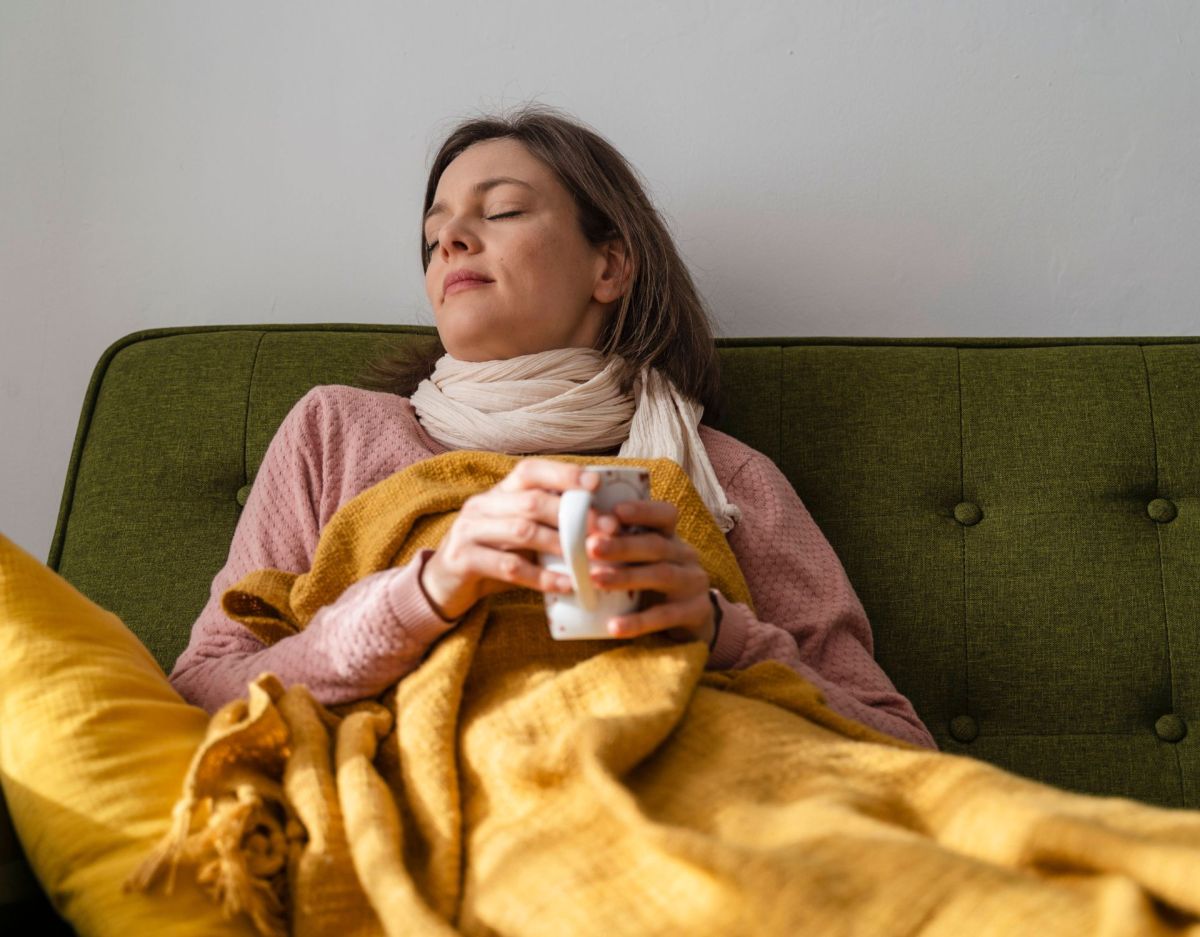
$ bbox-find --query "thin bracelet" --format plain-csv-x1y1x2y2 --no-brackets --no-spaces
708,591,723,650
417,551,462,624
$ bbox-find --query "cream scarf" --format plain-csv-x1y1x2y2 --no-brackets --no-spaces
409,348,741,533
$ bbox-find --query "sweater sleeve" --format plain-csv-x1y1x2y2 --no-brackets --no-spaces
704,451,938,750
168,388,457,714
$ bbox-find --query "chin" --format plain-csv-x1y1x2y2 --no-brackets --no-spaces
438,325,528,362
439,335,512,362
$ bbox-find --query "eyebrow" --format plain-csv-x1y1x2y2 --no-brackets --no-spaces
423,176,536,225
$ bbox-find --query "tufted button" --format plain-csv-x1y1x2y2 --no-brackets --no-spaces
235,484,252,507
953,502,983,526
1147,498,1177,523
949,714,978,743
1155,714,1187,743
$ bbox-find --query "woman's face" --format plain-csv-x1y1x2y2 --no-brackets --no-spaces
423,138,626,361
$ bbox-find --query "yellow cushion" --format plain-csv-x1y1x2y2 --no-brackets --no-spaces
0,533,257,936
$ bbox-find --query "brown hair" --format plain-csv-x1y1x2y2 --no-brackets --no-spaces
362,102,722,420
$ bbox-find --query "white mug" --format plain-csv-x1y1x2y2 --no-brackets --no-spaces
541,465,651,640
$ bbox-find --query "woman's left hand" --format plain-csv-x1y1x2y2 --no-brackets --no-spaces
586,499,716,645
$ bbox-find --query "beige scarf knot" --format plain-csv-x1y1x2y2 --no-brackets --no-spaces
409,348,741,532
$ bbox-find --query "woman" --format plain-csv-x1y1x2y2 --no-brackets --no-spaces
169,104,935,751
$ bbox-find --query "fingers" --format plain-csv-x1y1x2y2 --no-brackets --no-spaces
584,499,682,567
589,559,708,597
471,546,574,595
463,488,565,536
582,495,709,640
460,514,564,556
586,527,696,566
496,458,600,495
609,499,677,537
438,540,574,596
605,593,713,639
424,459,604,619
473,463,711,642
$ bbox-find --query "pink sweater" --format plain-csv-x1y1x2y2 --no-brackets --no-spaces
169,385,937,750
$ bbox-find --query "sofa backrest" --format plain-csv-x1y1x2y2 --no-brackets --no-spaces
51,326,1200,809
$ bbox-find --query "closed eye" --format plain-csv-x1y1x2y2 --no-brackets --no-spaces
425,211,524,253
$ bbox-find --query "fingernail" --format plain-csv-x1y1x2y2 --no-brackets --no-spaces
580,471,599,489
607,620,623,636
599,515,619,534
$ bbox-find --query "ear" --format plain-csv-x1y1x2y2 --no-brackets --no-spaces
592,239,634,305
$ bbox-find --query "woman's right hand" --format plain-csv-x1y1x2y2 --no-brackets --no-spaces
418,458,601,621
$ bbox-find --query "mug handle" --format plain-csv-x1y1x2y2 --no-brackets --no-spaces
558,488,598,611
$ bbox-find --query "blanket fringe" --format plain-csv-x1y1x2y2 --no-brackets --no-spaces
125,783,295,937
195,786,289,937
123,794,199,896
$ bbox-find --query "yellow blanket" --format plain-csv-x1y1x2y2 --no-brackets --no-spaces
129,450,1200,936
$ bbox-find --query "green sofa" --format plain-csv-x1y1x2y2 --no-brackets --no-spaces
3,325,1197,930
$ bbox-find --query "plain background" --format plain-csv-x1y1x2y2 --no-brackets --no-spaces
2,1,1198,562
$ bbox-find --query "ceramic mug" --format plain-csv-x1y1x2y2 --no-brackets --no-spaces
541,465,651,640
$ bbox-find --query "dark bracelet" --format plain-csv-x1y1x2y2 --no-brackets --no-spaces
417,551,462,624
708,591,723,650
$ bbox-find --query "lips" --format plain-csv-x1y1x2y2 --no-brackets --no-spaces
443,269,494,297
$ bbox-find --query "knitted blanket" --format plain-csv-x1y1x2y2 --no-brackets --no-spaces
128,450,1200,936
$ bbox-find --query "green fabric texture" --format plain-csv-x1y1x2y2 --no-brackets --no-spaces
44,326,1198,812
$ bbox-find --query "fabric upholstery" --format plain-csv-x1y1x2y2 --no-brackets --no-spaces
45,327,1199,810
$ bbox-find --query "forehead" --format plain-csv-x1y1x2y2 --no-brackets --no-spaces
436,138,551,191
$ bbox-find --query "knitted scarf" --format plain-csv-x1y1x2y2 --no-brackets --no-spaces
409,348,741,533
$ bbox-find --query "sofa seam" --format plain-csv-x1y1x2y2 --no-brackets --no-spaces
957,348,970,724
818,504,1177,523
776,345,782,467
1138,345,1183,800
956,729,1187,740
242,332,268,487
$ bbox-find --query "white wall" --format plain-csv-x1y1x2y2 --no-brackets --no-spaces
2,1,1199,562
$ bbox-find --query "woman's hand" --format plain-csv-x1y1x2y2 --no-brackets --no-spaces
419,458,600,621
586,500,717,645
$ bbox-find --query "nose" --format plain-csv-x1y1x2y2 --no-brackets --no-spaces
433,214,480,258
